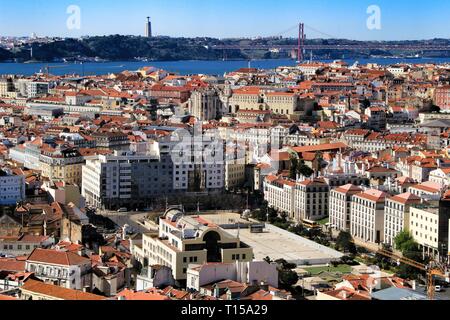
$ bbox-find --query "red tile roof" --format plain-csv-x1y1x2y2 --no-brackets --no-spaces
27,248,90,266
21,280,104,300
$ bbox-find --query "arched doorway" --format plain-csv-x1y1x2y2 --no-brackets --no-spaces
203,231,222,263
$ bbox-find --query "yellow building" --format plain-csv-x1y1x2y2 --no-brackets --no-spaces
132,207,253,282
39,146,83,186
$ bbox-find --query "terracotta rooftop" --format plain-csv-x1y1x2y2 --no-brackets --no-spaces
27,248,90,266
21,279,104,300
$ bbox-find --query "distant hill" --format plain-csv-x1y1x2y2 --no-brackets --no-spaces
2,36,450,62
0,47,13,61
6,35,246,62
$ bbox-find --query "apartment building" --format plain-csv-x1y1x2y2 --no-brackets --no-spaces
408,181,443,200
429,168,450,187
82,150,174,210
91,132,130,151
409,196,450,259
435,86,450,112
132,207,253,283
224,151,246,191
329,184,363,232
25,249,92,290
383,193,422,247
0,78,14,97
264,175,296,218
0,168,25,206
350,189,388,244
8,138,43,170
186,261,278,292
39,146,84,186
409,204,442,258
0,235,54,257
295,178,330,222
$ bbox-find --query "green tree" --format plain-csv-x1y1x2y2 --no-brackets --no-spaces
335,231,357,254
393,231,425,279
394,231,417,253
289,156,299,180
275,259,299,289
279,270,299,288
374,244,394,270
298,160,314,178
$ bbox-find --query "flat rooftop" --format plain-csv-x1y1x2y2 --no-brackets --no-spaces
200,213,254,226
200,213,343,266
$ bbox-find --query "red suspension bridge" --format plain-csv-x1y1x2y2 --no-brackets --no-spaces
211,22,450,60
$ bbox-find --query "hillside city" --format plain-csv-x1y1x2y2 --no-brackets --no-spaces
1,59,450,301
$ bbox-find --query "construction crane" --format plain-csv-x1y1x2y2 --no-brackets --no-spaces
377,249,449,300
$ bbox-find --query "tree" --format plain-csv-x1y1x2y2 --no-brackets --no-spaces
289,156,299,180
275,259,299,289
374,244,394,271
394,231,417,253
279,270,299,288
335,231,357,254
298,160,314,178
263,256,273,264
393,231,425,279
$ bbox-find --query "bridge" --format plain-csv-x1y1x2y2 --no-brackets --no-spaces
211,22,450,60
212,44,450,52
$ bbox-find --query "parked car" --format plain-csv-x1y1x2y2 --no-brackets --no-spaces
435,285,443,292
117,208,129,213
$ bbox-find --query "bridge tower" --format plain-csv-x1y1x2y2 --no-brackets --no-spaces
297,22,306,62
298,23,305,62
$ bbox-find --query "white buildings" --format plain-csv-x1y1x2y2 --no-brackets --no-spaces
409,205,441,257
0,168,25,206
383,193,422,247
329,184,363,232
429,168,450,187
295,178,330,222
0,235,54,257
408,181,443,200
186,261,278,292
350,189,388,244
264,175,296,218
25,248,92,290
136,265,175,291
82,149,173,210
8,138,43,170
224,157,246,191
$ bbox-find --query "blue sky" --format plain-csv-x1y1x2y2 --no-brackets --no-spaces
0,0,449,40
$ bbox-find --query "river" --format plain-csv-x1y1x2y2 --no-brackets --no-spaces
0,57,450,76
